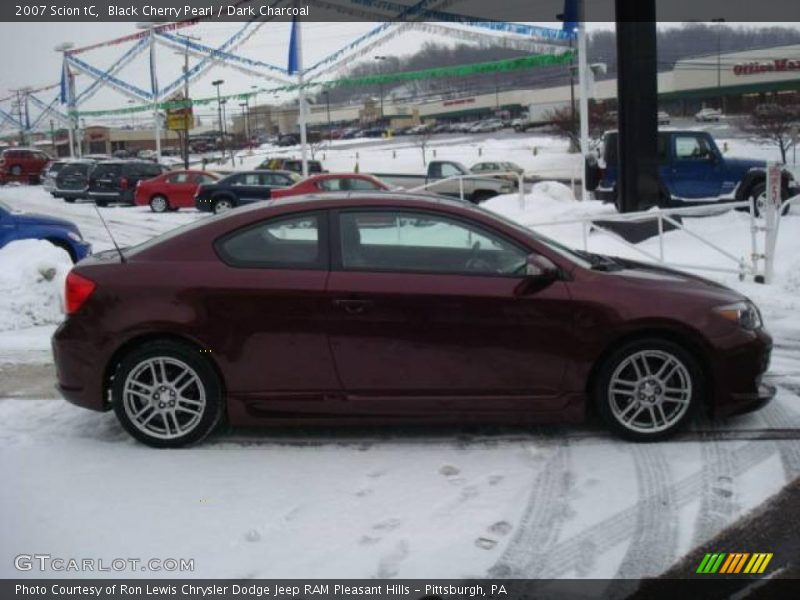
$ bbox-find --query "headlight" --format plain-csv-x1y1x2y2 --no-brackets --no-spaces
67,230,82,242
714,301,762,330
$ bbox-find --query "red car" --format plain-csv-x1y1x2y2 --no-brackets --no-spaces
52,192,774,448
0,148,52,184
270,173,390,200
134,170,220,212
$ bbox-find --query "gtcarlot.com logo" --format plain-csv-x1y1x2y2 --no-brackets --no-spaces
696,552,773,574
14,554,194,573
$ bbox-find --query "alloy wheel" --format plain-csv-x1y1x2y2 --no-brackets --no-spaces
607,349,692,434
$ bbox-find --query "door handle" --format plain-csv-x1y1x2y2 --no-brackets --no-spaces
333,298,373,315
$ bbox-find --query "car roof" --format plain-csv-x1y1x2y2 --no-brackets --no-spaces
263,191,467,210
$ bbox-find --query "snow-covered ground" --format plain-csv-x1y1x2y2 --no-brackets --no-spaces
1,135,799,581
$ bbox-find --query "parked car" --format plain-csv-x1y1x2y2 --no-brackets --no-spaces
589,130,799,214
87,160,169,207
469,119,504,133
470,161,525,184
52,192,774,447
134,170,220,213
0,198,91,262
276,134,300,147
373,160,513,203
431,123,452,134
361,127,391,138
0,148,52,184
257,157,324,175
137,149,158,161
271,173,391,200
53,160,96,203
695,108,723,122
41,160,70,193
112,149,131,159
657,110,671,125
194,170,299,214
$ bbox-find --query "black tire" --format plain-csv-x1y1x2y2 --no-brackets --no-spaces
748,181,790,217
212,196,235,214
48,238,76,263
470,190,495,204
95,199,108,207
149,194,170,213
585,156,601,192
111,340,224,448
64,197,76,204
9,165,22,177
594,338,702,442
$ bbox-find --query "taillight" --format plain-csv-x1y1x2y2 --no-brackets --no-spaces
65,271,96,315
120,177,129,189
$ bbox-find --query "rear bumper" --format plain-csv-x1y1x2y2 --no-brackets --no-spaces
51,320,109,412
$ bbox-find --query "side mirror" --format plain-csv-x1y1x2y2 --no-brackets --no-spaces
516,254,559,295
525,254,559,279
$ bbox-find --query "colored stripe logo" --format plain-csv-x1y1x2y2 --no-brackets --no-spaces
697,552,773,574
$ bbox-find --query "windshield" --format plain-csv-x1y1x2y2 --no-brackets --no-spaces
471,205,592,269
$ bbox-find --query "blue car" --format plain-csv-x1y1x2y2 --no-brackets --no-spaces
589,130,799,214
0,199,92,263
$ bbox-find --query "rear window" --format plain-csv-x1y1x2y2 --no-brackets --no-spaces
92,164,122,178
61,163,92,176
49,162,67,173
603,133,668,166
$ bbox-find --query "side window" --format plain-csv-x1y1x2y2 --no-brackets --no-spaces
675,135,713,160
319,178,344,191
338,211,527,276
347,177,381,191
438,163,463,178
216,213,324,269
168,173,190,184
239,173,261,185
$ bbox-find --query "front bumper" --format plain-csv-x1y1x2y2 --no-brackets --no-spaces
711,328,775,418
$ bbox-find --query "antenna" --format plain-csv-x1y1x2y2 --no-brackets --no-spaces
92,204,126,263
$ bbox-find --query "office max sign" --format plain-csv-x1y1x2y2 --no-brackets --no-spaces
733,58,800,76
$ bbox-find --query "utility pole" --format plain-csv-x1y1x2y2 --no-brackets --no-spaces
50,119,56,154
55,42,76,158
375,55,388,123
175,32,200,170
212,79,225,163
323,90,331,142
712,18,725,111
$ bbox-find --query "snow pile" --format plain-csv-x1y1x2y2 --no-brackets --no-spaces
483,184,614,226
0,240,72,332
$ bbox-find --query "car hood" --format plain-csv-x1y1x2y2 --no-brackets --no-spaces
725,157,767,172
602,256,745,303
14,212,78,230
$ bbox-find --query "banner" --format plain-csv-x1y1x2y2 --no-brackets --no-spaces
73,51,576,117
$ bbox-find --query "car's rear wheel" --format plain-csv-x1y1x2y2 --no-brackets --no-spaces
64,197,75,203
111,340,224,448
212,197,234,214
595,339,700,441
748,182,790,217
10,165,22,177
149,194,169,213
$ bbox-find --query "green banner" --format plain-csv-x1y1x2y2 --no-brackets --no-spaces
73,51,575,118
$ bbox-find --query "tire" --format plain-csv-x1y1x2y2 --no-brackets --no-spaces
111,340,224,448
64,197,75,204
9,165,22,177
470,190,495,204
48,238,76,263
149,194,170,213
212,196,235,214
95,199,108,208
748,181,790,217
594,338,701,441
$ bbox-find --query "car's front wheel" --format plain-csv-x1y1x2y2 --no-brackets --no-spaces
595,339,700,441
212,197,234,214
111,340,224,448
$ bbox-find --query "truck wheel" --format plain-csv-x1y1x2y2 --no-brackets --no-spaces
471,191,495,204
10,165,22,177
748,182,790,218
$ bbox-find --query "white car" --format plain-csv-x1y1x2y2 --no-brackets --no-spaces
469,119,504,133
695,108,722,122
657,111,671,125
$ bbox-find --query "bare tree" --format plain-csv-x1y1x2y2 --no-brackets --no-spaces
545,101,617,153
736,105,798,164
415,130,434,166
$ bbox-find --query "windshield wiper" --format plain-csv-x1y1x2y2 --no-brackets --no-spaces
575,250,624,271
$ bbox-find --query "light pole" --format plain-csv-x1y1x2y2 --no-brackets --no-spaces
250,85,259,137
220,98,233,166
712,18,725,111
374,55,388,123
239,102,249,146
54,42,76,158
322,90,331,142
212,79,225,161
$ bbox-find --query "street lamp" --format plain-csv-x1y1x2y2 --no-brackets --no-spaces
220,98,233,166
322,90,332,142
374,55,388,123
712,18,725,111
239,101,249,146
212,79,225,161
54,42,76,158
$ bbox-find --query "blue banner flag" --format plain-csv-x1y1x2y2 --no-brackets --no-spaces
59,61,68,105
287,16,299,75
562,0,578,32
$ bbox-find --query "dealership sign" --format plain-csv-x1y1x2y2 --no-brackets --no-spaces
733,58,800,76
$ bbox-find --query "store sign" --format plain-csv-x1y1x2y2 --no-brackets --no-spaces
733,58,800,76
443,98,475,107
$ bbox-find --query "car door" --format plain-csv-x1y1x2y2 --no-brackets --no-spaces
211,210,340,417
230,172,268,204
667,134,723,200
326,208,574,418
165,172,195,205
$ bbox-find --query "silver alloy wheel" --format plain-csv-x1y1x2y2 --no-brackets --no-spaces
150,195,168,213
122,357,206,440
608,350,692,434
214,199,233,213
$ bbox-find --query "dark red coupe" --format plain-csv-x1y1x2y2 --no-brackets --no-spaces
52,192,774,447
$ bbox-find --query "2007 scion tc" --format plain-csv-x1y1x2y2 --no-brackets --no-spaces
52,193,774,447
